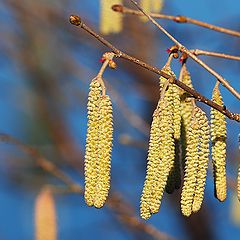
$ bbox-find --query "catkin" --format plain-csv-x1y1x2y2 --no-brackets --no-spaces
180,66,194,168
211,84,227,202
238,166,240,202
94,95,113,208
149,67,175,213
84,79,102,206
140,109,161,219
100,0,123,34
181,107,199,217
192,108,210,213
35,187,57,240
152,0,164,12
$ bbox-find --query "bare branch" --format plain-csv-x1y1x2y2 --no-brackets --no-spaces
112,4,240,37
69,15,240,122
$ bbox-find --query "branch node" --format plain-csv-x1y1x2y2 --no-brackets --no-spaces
69,15,82,27
174,15,187,23
112,4,124,13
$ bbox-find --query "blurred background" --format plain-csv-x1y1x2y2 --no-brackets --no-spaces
0,0,240,239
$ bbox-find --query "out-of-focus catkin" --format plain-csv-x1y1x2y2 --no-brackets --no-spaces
192,108,210,213
211,84,227,202
84,79,102,206
35,187,57,240
181,107,199,217
100,0,123,34
152,0,164,12
94,95,113,208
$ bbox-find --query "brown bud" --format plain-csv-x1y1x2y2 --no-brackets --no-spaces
69,15,82,26
112,4,123,13
174,15,187,23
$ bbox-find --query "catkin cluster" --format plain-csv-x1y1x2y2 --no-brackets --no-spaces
211,84,227,202
100,0,123,34
181,107,210,217
84,77,113,208
140,65,181,219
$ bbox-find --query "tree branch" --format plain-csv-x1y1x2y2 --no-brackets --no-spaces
0,133,173,240
129,0,240,100
68,15,240,122
112,4,240,37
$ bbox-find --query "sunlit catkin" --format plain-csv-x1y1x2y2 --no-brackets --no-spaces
192,108,210,213
84,79,102,206
181,107,199,217
211,84,227,202
35,187,57,240
152,0,164,12
149,67,175,213
100,0,123,34
140,109,161,219
180,66,194,167
94,95,113,208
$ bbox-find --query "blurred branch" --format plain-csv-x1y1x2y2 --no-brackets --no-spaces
0,133,174,240
68,15,240,122
112,4,240,37
191,49,240,61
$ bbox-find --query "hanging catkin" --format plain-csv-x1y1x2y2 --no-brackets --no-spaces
181,107,200,217
180,65,194,168
140,109,161,219
211,83,227,202
84,79,102,206
35,187,57,240
94,95,113,208
100,0,123,34
149,67,175,214
192,108,210,213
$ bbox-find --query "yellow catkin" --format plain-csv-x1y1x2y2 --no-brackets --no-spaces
100,0,123,34
231,193,240,225
211,84,227,202
149,67,175,214
84,79,102,206
192,108,210,213
35,187,57,240
165,68,181,194
152,0,164,12
140,109,161,219
140,0,151,22
94,95,113,208
181,107,199,217
180,67,194,168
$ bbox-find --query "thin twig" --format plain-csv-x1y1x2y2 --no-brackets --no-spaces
129,0,240,100
191,49,240,61
0,132,173,240
69,15,240,122
112,4,240,37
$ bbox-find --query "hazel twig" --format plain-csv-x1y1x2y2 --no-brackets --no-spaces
112,4,240,37
69,15,240,122
129,0,240,100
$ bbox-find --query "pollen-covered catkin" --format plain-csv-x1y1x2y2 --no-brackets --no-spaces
149,68,175,213
192,108,210,213
211,84,227,202
84,79,102,206
181,107,199,217
94,95,113,208
100,0,123,34
140,109,161,219
180,66,194,168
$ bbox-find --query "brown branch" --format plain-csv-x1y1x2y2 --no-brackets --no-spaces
191,49,240,61
0,133,173,240
112,4,240,37
129,0,240,100
68,15,240,122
